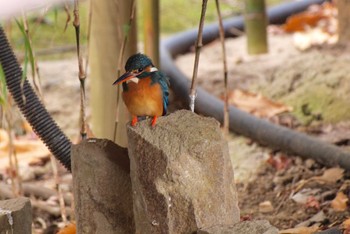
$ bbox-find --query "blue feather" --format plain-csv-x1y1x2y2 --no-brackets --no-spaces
150,71,170,115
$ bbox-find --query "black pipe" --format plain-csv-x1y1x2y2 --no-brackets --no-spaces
161,0,350,169
0,27,72,171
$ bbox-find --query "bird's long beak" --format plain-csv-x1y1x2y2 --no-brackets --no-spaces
112,72,135,85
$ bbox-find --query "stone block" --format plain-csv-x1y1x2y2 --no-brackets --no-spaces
127,110,240,234
0,197,31,234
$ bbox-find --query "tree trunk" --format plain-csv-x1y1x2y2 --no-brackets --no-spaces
337,0,350,44
89,0,137,146
244,0,268,54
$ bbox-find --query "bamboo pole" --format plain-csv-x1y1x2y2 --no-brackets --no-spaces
89,0,137,145
244,0,268,54
142,0,159,66
337,0,350,44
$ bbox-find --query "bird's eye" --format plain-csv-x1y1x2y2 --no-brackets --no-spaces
137,68,143,73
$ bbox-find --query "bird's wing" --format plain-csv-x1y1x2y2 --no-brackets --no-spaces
152,71,170,115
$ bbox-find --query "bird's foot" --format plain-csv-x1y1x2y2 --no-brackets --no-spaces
131,116,138,126
151,116,158,127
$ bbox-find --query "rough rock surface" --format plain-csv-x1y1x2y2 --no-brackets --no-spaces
71,139,134,234
197,220,279,234
0,197,32,234
127,110,240,234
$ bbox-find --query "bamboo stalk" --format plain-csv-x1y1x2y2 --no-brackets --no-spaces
244,0,268,54
215,0,229,135
84,0,92,76
189,0,208,112
142,0,159,66
337,0,350,44
89,0,137,143
73,0,87,140
114,0,136,144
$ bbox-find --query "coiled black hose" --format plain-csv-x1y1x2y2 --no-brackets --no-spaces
0,26,72,171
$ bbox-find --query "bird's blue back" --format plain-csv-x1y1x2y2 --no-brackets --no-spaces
150,71,170,115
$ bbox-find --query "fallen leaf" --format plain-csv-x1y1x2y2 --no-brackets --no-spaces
342,218,350,229
57,223,76,234
291,188,320,204
266,154,292,171
331,191,348,211
279,226,319,234
283,2,338,50
283,11,327,32
0,129,50,169
259,200,274,213
311,167,344,184
295,211,325,228
224,89,292,118
240,214,253,222
305,196,320,209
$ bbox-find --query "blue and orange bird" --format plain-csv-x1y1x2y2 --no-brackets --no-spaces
113,53,170,127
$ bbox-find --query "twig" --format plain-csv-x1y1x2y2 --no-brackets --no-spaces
21,13,43,100
113,0,136,142
215,0,229,135
189,0,208,112
63,2,71,33
50,155,68,224
5,107,22,196
73,0,87,140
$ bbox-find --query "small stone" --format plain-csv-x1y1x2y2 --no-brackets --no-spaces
259,201,274,213
305,159,316,168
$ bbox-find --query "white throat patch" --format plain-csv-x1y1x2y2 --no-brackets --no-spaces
150,67,158,72
127,77,139,84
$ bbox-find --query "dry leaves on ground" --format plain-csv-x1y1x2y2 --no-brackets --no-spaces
0,127,50,169
279,226,319,234
283,2,338,50
224,89,292,118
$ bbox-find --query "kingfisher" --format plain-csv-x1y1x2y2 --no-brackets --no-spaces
113,53,170,127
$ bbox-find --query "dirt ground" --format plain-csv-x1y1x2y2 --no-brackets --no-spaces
175,30,350,231
2,26,350,233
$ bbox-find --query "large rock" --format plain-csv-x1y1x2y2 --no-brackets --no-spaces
0,197,32,234
127,110,240,233
71,139,134,234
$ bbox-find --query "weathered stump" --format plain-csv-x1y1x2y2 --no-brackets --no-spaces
0,197,31,234
127,110,240,233
71,139,134,233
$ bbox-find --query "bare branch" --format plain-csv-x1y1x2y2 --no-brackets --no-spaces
215,0,229,135
189,0,208,112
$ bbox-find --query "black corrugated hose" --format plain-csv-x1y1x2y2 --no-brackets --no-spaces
160,0,350,171
0,26,72,171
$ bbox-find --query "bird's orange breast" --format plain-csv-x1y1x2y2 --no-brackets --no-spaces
122,77,164,117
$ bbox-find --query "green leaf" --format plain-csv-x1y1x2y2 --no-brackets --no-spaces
123,24,131,35
15,19,35,81
0,64,7,106
54,7,58,27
